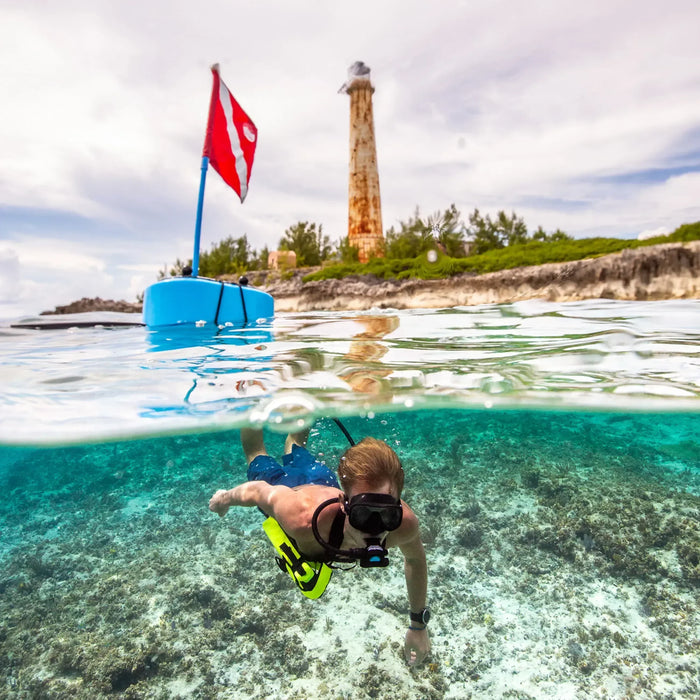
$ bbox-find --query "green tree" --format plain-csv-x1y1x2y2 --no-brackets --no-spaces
198,235,252,277
385,205,466,259
157,257,189,279
425,203,467,257
335,236,360,263
497,210,529,246
468,208,504,254
385,207,429,258
532,225,548,242
549,229,571,242
254,245,270,270
467,209,528,254
279,221,331,266
532,225,572,243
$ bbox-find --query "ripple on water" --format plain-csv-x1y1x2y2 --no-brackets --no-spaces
1,299,699,444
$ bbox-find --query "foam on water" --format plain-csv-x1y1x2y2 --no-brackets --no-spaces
2,299,699,445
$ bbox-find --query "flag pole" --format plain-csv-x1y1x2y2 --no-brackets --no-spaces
192,64,221,278
191,156,208,277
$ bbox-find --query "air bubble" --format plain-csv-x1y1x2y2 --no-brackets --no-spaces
249,392,321,433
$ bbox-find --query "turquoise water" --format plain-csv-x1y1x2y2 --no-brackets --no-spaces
1,301,699,698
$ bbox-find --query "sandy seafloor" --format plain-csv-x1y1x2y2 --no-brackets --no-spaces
0,408,698,699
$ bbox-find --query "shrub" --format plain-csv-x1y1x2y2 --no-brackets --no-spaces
302,221,700,283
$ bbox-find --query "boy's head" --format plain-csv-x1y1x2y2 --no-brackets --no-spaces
338,437,404,496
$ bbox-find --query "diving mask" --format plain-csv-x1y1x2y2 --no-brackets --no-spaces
345,493,403,535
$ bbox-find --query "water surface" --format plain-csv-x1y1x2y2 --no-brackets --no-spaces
3,299,699,445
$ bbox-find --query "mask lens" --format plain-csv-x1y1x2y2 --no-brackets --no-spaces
348,498,403,534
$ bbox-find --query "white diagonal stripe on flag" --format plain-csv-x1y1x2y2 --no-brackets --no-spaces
219,81,249,201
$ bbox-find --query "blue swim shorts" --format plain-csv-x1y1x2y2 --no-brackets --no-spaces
247,444,340,489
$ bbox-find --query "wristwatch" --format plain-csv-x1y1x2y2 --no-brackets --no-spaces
409,607,431,627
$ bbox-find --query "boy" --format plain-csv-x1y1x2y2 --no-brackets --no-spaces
209,427,430,665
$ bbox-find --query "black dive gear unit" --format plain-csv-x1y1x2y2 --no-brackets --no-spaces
311,494,403,568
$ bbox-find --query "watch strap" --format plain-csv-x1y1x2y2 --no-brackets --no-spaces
410,607,430,625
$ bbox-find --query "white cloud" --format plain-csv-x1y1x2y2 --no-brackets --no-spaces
0,237,149,320
3,238,106,273
638,227,669,240
0,248,21,303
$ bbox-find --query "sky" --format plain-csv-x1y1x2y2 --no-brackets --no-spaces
1,0,700,319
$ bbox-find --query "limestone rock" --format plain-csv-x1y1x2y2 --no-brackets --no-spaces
268,241,700,311
41,297,142,315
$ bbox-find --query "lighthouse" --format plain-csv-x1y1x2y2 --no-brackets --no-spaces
340,62,384,263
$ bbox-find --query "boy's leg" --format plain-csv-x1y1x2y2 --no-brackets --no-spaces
282,427,339,489
241,428,268,466
284,428,310,454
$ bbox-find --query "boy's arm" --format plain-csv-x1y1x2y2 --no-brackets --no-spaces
209,481,282,517
401,535,428,615
398,524,430,665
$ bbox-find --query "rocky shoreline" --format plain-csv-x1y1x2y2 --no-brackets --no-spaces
41,297,142,315
42,241,700,315
268,241,700,312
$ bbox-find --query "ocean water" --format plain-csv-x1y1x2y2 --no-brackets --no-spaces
1,300,698,699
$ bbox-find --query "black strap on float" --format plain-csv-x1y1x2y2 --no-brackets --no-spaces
278,542,308,576
332,418,355,446
213,282,225,326
213,279,249,326
238,281,249,324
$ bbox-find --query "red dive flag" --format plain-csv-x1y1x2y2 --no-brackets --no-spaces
203,64,258,202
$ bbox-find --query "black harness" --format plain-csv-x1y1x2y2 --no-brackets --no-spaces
289,506,347,565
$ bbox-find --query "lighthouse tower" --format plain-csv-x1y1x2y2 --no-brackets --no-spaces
340,62,384,262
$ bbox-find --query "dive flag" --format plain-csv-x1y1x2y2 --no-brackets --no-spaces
203,64,257,202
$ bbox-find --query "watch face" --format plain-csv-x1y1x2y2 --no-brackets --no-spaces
412,607,431,625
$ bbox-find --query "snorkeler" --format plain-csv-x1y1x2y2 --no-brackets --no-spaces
208,427,430,666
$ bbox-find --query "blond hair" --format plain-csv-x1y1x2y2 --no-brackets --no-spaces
338,437,404,494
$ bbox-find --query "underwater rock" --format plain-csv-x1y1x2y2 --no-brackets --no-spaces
456,523,484,549
182,585,231,620
459,499,481,519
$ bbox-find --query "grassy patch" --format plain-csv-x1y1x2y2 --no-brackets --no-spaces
303,221,700,282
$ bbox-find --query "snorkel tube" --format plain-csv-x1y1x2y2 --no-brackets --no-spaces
311,499,390,568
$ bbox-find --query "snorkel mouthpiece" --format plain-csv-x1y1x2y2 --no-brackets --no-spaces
361,538,390,568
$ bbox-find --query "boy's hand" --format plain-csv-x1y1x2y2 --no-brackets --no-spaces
209,489,231,517
404,627,430,666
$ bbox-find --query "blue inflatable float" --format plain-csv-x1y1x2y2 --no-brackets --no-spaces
143,276,274,328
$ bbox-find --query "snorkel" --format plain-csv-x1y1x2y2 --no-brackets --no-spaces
311,494,403,568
